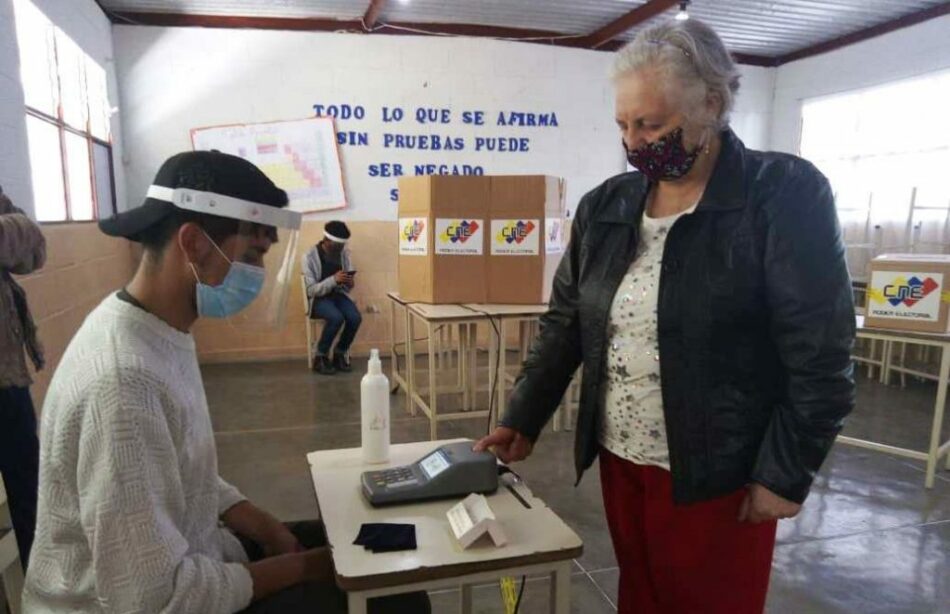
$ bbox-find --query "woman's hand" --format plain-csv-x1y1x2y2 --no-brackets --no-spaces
738,483,802,523
473,427,534,463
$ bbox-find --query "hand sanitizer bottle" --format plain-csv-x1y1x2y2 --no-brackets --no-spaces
361,349,390,464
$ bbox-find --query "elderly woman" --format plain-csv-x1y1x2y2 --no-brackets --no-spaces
476,18,855,614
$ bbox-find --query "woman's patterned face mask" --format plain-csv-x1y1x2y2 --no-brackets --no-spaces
624,127,700,182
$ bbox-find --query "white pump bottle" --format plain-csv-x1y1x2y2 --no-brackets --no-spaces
361,349,390,464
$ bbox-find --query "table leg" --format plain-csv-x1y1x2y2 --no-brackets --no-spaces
429,320,439,441
456,323,468,411
496,318,507,430
348,592,368,614
488,322,497,424
469,323,478,413
454,324,463,388
549,561,571,614
925,343,950,488
407,310,416,417
519,320,529,361
899,343,908,388
459,584,473,614
389,300,399,394
448,325,455,370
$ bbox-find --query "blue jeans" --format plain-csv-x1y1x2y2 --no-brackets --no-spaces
310,292,362,356
0,386,39,569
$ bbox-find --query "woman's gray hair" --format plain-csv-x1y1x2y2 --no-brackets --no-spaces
613,19,740,129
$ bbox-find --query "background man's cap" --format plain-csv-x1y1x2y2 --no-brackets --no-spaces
324,220,351,243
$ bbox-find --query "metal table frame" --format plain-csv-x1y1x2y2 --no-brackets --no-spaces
846,318,950,487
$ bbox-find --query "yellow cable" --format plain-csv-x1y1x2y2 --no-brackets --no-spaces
500,576,518,614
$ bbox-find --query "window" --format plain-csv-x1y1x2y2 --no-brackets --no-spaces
800,70,950,280
13,0,116,223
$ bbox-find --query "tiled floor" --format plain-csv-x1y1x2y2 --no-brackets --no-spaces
205,358,950,613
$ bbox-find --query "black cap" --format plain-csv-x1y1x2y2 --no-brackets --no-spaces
99,150,288,242
324,220,351,241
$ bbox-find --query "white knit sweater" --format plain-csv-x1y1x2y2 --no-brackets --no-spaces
23,294,254,613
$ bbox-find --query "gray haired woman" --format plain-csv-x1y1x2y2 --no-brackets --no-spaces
476,18,855,613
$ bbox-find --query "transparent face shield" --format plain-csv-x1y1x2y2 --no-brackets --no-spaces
147,185,302,330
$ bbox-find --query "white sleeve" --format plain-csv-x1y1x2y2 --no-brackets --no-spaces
217,477,246,516
76,367,253,614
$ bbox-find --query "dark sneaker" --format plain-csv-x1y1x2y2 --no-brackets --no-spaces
314,355,336,375
333,353,353,373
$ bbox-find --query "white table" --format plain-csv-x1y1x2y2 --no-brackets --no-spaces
307,440,583,613
406,303,490,439
387,294,549,440
846,316,950,487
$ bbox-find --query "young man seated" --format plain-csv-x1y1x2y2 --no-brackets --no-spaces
302,221,362,375
23,152,428,614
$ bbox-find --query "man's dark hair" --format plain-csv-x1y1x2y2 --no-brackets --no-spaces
139,210,250,256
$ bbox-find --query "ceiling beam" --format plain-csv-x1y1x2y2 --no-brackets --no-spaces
108,12,362,31
362,0,387,29
374,21,574,42
572,0,680,50
731,53,779,68
107,12,581,44
105,10,773,67
774,1,950,66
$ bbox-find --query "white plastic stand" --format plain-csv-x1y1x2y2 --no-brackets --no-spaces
447,493,508,549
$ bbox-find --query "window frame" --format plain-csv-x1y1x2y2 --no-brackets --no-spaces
17,0,116,224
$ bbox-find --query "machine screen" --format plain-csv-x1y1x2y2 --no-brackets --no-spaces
419,450,451,479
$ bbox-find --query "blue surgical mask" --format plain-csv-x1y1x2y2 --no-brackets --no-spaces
190,233,266,318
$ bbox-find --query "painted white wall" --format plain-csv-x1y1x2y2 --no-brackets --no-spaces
730,65,775,152
771,14,950,155
113,26,775,220
0,0,126,219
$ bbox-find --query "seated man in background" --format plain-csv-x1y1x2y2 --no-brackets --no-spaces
302,221,361,375
0,185,46,570
24,152,427,614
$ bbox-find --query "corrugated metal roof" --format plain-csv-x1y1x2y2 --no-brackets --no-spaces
98,0,368,20
618,0,949,56
374,0,640,34
97,0,950,59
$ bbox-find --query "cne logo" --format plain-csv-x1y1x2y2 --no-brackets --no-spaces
440,220,480,244
497,220,536,244
881,276,939,307
402,219,425,242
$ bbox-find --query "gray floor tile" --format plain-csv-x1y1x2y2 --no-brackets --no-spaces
768,520,950,614
587,568,619,609
778,446,950,545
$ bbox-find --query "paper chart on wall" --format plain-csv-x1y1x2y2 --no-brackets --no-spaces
191,117,346,213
